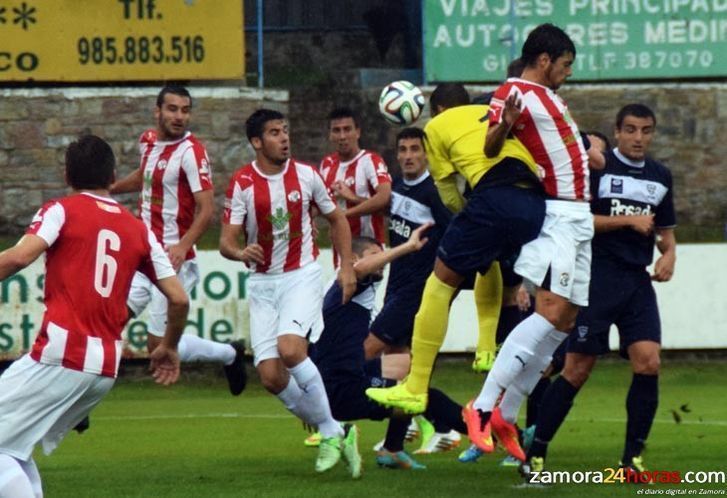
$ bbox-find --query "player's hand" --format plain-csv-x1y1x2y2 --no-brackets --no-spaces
516,284,531,312
652,252,675,282
239,244,265,266
149,345,181,386
332,181,356,202
628,215,655,236
502,93,522,128
337,263,357,304
406,222,432,251
166,244,187,272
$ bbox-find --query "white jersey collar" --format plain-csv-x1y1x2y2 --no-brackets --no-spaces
613,147,645,169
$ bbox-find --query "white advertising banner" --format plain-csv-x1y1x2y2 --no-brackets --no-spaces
0,245,725,360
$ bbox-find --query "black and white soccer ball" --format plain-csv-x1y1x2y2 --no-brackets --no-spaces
378,80,425,126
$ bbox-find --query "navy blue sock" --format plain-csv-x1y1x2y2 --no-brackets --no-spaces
363,357,382,378
527,376,579,460
526,377,552,428
384,416,410,453
425,388,466,434
496,305,523,345
622,373,658,464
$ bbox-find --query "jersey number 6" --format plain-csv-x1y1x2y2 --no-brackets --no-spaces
94,229,121,298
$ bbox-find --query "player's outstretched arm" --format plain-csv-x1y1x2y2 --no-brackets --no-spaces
485,93,521,158
0,235,48,281
353,223,432,279
324,208,356,303
344,182,392,218
149,275,189,385
110,168,143,194
586,143,606,170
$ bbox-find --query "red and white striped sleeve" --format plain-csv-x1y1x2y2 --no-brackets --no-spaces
26,201,66,247
362,152,391,190
488,82,521,126
311,169,336,215
223,173,248,225
180,143,213,193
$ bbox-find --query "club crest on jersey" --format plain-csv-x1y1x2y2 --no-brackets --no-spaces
559,272,570,287
268,207,291,230
156,159,168,171
199,159,210,175
646,183,657,199
610,178,623,194
344,177,355,187
287,190,301,203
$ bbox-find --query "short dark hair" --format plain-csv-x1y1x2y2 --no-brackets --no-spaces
616,103,657,129
430,83,470,112
507,58,525,78
352,236,381,257
396,127,426,147
245,109,285,142
521,24,576,67
327,107,359,128
156,86,192,108
65,135,115,190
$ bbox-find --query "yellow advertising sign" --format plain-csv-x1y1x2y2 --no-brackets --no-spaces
0,0,244,81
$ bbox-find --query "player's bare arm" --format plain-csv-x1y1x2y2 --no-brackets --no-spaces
109,168,143,194
324,208,356,303
0,234,49,280
219,223,265,266
652,228,676,282
353,223,432,279
594,214,654,235
485,93,521,158
167,189,215,269
344,182,392,218
149,275,189,385
586,144,606,170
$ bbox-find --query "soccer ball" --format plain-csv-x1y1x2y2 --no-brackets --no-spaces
378,81,425,126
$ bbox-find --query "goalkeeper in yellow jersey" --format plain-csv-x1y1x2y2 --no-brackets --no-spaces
366,81,545,415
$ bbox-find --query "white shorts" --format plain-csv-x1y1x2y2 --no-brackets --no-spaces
0,355,115,461
247,262,324,367
515,200,593,307
128,259,199,337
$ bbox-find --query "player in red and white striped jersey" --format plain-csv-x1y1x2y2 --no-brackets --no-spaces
467,24,606,461
112,87,246,396
320,108,391,258
0,136,188,498
220,109,360,475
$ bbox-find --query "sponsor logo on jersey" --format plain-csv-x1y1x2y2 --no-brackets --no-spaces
96,202,121,213
287,190,301,203
610,178,623,194
610,199,653,216
268,207,291,231
389,217,412,239
199,159,210,175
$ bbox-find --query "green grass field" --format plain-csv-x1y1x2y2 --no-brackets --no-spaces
33,358,726,497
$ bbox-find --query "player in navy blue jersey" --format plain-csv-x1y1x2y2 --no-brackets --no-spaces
363,127,453,360
309,229,468,469
523,104,677,479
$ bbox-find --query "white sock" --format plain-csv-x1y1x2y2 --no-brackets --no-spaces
18,459,41,498
499,329,569,423
0,454,35,498
176,335,236,365
473,313,555,411
288,358,343,438
276,376,304,413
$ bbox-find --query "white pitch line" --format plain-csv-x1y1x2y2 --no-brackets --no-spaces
92,412,727,426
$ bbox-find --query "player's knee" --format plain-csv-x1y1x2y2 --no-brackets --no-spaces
562,357,594,388
256,366,288,394
633,354,660,375
278,347,306,368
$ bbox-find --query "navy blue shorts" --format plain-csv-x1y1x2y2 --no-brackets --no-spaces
324,375,395,422
500,252,524,288
567,259,661,358
437,184,545,277
370,284,423,347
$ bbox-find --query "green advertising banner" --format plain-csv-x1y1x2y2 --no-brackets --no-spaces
424,0,727,82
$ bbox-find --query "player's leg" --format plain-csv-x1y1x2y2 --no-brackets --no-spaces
620,274,662,469
472,264,503,372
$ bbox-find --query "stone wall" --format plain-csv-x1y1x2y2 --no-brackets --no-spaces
0,87,287,232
